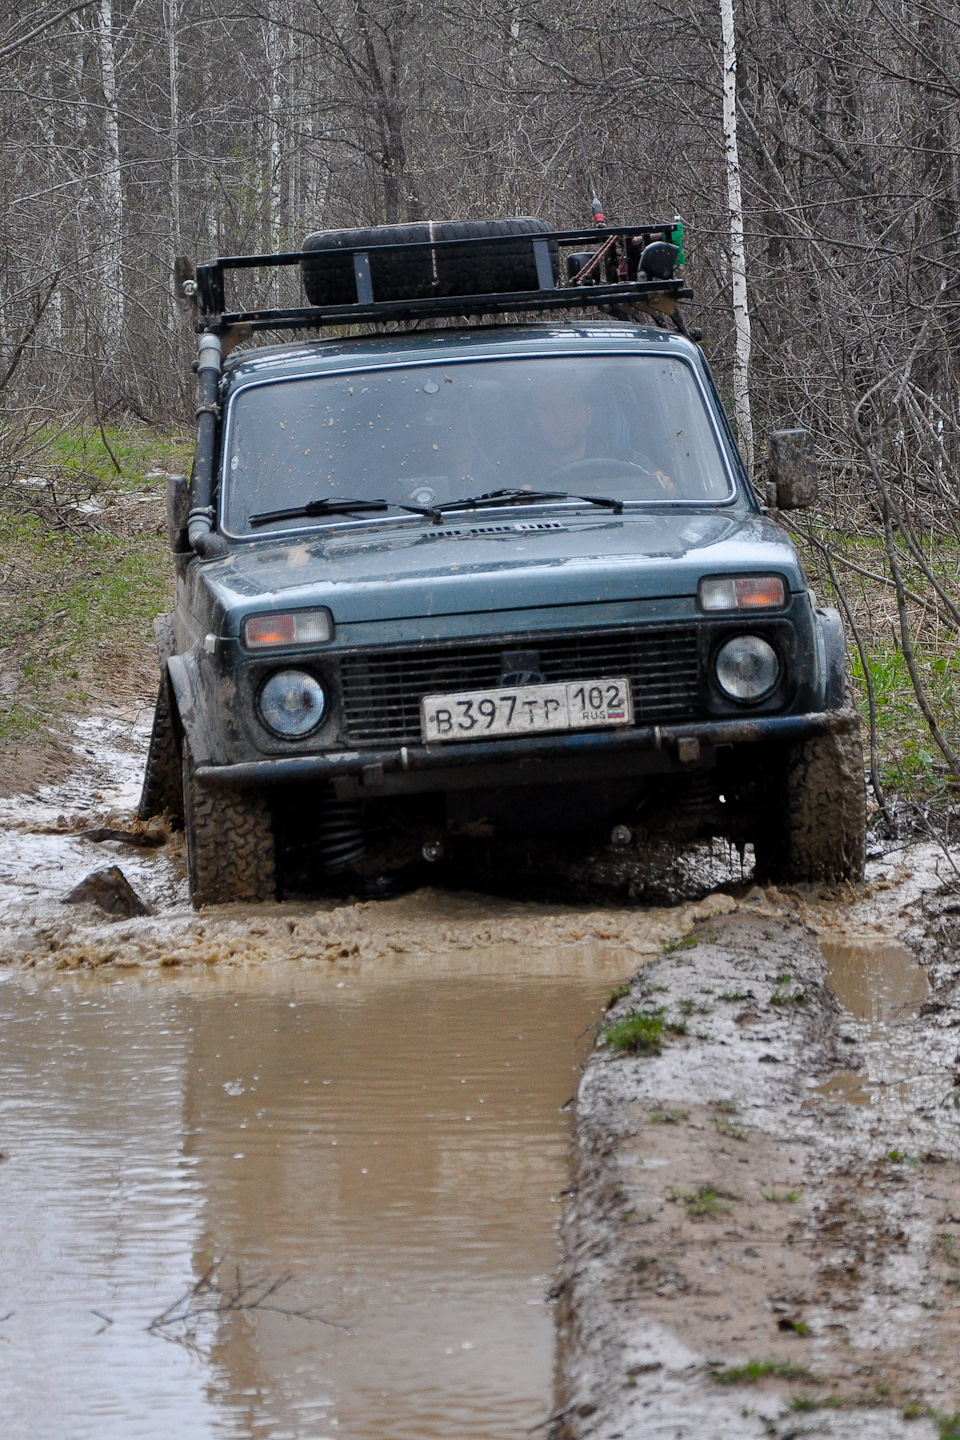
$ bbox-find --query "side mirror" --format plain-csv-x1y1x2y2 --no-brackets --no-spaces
767,430,817,510
166,474,190,552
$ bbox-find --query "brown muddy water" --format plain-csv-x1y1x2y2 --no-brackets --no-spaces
813,936,930,1107
0,962,624,1440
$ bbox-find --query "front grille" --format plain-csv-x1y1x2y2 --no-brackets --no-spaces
338,627,700,745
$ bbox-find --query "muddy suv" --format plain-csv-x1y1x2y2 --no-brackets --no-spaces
141,217,866,905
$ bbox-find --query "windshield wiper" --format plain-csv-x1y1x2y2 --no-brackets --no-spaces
436,488,623,515
249,497,441,526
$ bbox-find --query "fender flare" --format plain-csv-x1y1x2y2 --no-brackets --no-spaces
815,605,848,710
166,652,216,765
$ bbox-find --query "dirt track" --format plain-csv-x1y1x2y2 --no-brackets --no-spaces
557,884,960,1439
2,707,959,1438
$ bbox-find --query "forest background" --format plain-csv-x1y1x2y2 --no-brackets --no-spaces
0,0,958,825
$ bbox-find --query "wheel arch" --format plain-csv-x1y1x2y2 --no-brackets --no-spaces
815,605,848,711
166,652,217,766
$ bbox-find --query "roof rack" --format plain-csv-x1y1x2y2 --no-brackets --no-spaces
190,222,693,335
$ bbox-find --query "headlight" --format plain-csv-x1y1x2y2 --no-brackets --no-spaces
715,635,779,701
258,670,326,737
699,575,785,611
243,608,334,648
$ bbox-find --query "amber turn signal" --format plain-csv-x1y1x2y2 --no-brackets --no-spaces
698,575,785,612
243,608,334,648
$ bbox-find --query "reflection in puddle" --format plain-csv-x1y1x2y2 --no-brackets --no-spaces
815,937,929,1108
814,1069,875,1106
0,968,613,1440
820,938,928,1024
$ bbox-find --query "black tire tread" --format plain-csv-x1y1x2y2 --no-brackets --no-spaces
138,674,184,826
760,725,867,883
301,216,556,306
182,746,277,908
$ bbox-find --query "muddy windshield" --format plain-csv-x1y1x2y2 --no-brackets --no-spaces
221,355,733,535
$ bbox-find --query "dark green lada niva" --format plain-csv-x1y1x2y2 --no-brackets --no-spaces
142,225,865,905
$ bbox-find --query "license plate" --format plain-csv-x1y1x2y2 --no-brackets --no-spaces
420,677,633,743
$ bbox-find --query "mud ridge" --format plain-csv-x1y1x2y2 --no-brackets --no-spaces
556,896,960,1438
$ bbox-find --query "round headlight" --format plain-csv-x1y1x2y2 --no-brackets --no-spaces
258,669,326,738
715,635,779,702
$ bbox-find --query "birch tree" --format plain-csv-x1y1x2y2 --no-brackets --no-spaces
94,0,123,337
719,0,753,476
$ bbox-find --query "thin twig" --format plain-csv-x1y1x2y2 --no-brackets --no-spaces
527,1403,576,1434
802,528,892,825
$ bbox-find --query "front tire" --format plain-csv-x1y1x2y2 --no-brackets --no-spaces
182,745,277,907
138,673,184,826
755,726,866,884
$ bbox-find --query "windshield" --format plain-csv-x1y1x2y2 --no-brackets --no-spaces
221,354,733,536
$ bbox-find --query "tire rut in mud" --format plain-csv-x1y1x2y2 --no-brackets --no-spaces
557,901,960,1438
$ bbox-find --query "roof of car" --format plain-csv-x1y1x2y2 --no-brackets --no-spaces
221,322,699,391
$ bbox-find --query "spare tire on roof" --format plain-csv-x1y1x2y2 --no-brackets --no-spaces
301,217,558,308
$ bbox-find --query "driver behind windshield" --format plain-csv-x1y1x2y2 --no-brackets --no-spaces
518,371,672,496
522,374,595,485
527,382,593,469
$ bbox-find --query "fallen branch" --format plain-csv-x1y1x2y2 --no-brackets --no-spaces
147,1261,350,1350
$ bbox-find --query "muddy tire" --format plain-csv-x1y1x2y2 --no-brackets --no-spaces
182,746,277,907
755,726,866,884
301,217,557,307
138,673,184,827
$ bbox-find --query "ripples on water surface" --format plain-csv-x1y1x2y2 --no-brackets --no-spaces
0,965,616,1439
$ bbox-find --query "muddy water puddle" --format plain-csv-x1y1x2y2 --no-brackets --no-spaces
820,937,929,1024
814,936,930,1108
0,960,624,1440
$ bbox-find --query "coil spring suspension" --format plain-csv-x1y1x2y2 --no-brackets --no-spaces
318,799,366,873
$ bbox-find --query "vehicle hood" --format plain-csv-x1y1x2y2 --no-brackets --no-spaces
202,510,804,627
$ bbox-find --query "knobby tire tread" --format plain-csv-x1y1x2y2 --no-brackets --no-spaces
758,724,867,883
138,673,184,826
182,746,277,908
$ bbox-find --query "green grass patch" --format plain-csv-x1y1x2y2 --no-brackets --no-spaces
712,1358,814,1385
771,973,808,1006
679,997,711,1016
0,425,185,754
603,1010,664,1055
33,423,192,493
715,1116,749,1141
648,1106,688,1124
762,1189,802,1203
662,933,698,953
805,527,960,801
604,983,631,1010
669,1184,735,1218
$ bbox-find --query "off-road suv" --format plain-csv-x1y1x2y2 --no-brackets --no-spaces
141,216,866,906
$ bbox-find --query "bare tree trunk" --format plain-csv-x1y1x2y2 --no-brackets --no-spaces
40,63,63,340
94,0,123,336
166,0,181,333
167,0,181,254
720,0,753,476
265,6,283,253
202,45,218,258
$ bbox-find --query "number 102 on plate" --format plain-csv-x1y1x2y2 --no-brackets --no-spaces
420,677,633,743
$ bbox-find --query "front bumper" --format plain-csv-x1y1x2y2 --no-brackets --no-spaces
196,707,859,789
